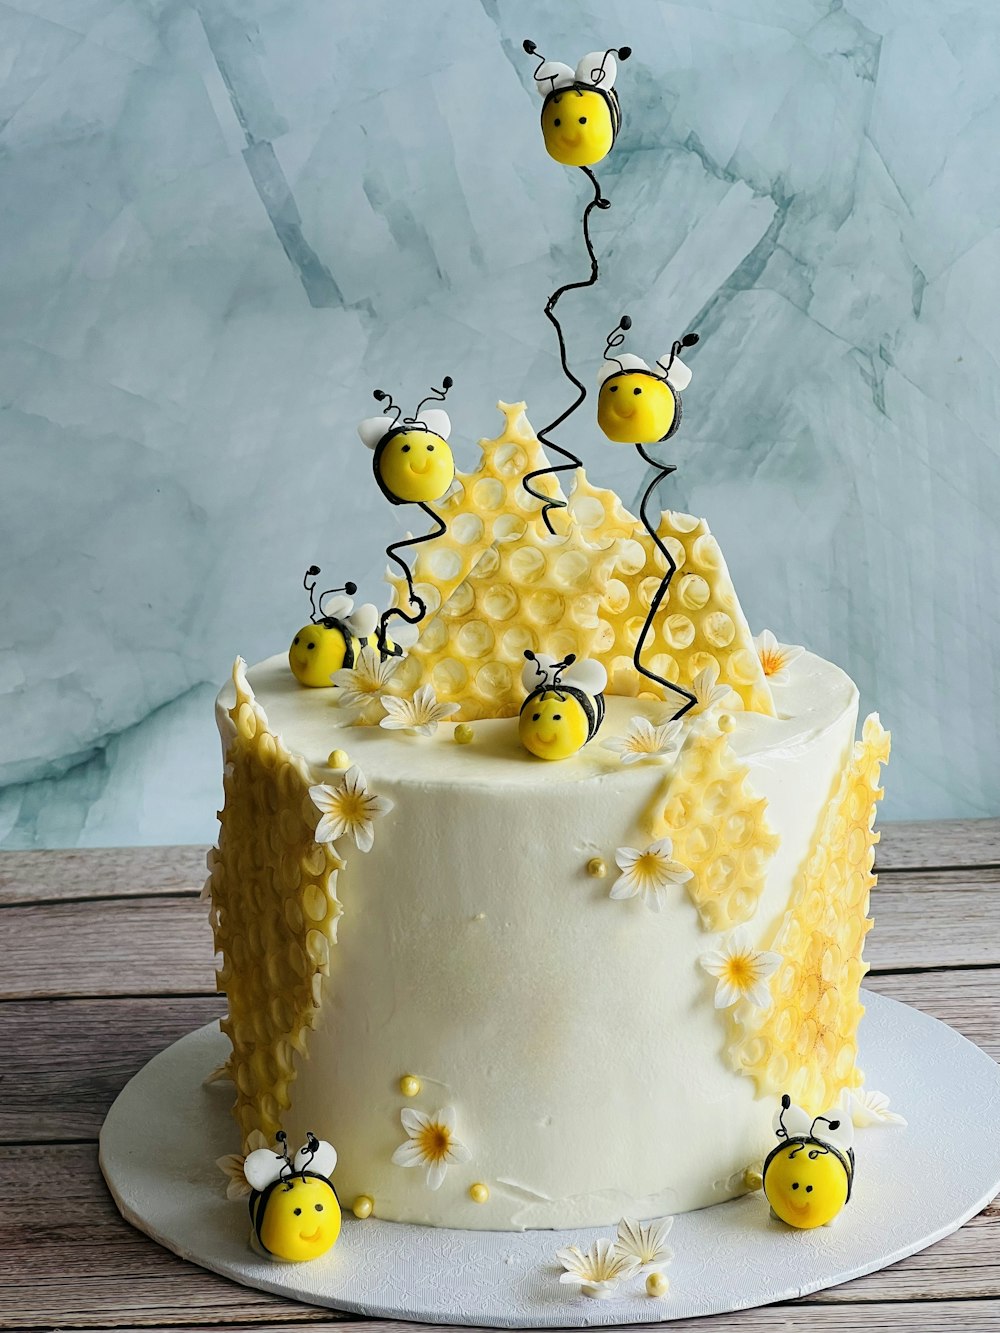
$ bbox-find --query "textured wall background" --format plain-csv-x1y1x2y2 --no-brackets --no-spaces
2,0,998,847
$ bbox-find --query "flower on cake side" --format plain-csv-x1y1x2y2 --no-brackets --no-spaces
700,930,781,1009
391,1106,471,1190
613,1215,674,1268
556,1238,640,1300
601,716,683,766
610,839,693,912
689,660,737,715
309,765,394,853
843,1087,907,1128
754,629,804,685
332,645,401,724
216,1128,269,1200
380,684,459,737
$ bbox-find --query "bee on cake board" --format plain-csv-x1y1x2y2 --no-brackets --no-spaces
239,1130,342,1262
358,377,457,655
597,314,701,720
762,1094,856,1230
518,650,608,760
288,567,389,688
520,40,631,535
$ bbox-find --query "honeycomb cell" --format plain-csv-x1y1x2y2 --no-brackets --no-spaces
482,586,519,621
555,550,590,588
442,582,476,618
473,478,506,511
476,661,512,699
527,590,565,625
456,621,495,659
691,533,722,569
428,547,463,581
452,512,485,546
493,513,527,543
677,574,711,610
493,442,527,477
432,658,469,696
502,625,534,659
663,614,696,650
703,612,736,648
509,546,546,585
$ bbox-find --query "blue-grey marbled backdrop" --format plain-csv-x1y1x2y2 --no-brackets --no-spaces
2,0,998,847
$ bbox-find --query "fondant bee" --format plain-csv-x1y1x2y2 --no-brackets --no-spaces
288,566,384,688
523,41,631,168
243,1131,342,1262
358,378,456,651
518,651,608,761
597,315,699,445
762,1094,856,1230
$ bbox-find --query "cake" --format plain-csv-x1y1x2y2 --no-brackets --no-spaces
206,38,891,1246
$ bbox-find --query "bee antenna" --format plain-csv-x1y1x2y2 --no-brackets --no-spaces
317,580,356,621
303,567,321,623
659,331,700,377
776,1094,791,1139
414,375,455,417
589,47,630,85
523,39,562,94
603,315,632,373
373,389,402,425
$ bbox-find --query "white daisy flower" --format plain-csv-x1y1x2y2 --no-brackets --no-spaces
309,764,394,853
601,716,683,766
556,1238,640,1300
844,1088,907,1128
390,1106,471,1191
610,839,693,912
216,1129,269,1201
690,660,736,714
332,646,401,724
380,683,460,737
613,1215,674,1268
754,629,805,684
700,930,782,1009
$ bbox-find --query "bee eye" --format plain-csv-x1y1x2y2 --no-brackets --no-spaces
553,714,562,721
553,117,561,126
293,636,300,645
307,642,315,650
315,1203,324,1211
791,1182,799,1190
805,1185,813,1193
401,443,411,452
609,384,618,393
427,443,434,451
633,386,642,395
579,116,587,124
294,1207,302,1215
532,713,540,721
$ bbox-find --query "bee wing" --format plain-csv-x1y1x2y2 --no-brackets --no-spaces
773,1100,812,1139
533,59,575,94
243,1147,285,1192
358,415,394,450
416,408,451,441
813,1109,855,1154
521,652,557,693
563,657,607,696
576,50,617,89
598,352,650,386
662,354,693,392
346,603,379,639
320,593,353,621
293,1138,338,1178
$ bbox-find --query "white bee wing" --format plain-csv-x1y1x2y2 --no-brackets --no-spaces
663,354,693,392
389,620,420,648
598,352,650,386
563,657,608,696
773,1100,812,1139
358,415,394,450
346,603,379,639
243,1147,285,1192
533,59,575,94
320,592,353,622
416,408,451,441
812,1108,855,1154
522,652,557,693
293,1138,338,1178
576,50,617,89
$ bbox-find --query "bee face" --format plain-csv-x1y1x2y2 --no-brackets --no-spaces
598,371,677,444
255,1175,341,1262
375,429,455,505
763,1142,851,1230
519,690,591,760
541,88,616,166
288,622,351,687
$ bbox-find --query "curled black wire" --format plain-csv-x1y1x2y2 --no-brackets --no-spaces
633,441,697,719
378,503,447,652
523,165,611,535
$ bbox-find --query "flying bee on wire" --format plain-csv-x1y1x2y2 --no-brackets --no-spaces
288,567,387,688
762,1094,856,1230
597,314,700,718
358,377,456,653
518,650,608,761
243,1131,342,1262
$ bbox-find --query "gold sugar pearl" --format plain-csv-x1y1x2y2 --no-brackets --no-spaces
646,1271,669,1298
586,857,607,878
399,1074,422,1097
327,748,351,769
717,714,735,733
743,1165,763,1192
454,724,475,745
469,1182,490,1204
352,1194,374,1219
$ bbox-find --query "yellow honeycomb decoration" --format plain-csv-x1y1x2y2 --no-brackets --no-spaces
644,723,780,930
381,404,774,719
729,714,891,1113
206,659,344,1150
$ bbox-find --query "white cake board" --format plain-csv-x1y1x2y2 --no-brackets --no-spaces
100,992,1000,1327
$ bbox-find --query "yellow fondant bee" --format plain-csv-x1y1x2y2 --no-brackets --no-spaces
288,567,384,688
762,1095,856,1230
518,651,607,761
244,1131,342,1262
359,378,457,650
524,42,631,168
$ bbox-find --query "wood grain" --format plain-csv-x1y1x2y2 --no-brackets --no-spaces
868,867,1000,971
0,845,209,907
875,819,1000,872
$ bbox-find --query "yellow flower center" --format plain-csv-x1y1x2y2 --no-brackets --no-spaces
634,852,663,884
759,648,785,677
337,791,368,822
417,1122,452,1163
723,952,755,990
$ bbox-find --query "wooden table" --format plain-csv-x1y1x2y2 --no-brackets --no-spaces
2,822,998,1332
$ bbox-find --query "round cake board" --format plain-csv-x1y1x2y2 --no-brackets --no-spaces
100,992,1000,1328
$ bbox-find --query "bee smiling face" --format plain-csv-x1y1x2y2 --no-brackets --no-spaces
541,88,616,166
598,371,678,444
256,1175,342,1262
763,1142,851,1230
375,429,455,505
288,622,350,687
518,689,591,760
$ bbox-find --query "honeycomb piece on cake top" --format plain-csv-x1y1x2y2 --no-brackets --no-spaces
206,659,343,1150
729,714,890,1113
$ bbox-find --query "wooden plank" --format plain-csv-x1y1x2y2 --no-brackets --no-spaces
0,996,227,1143
0,1143,996,1327
876,819,1000,872
864,968,1000,1063
0,845,210,908
867,867,1000,971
